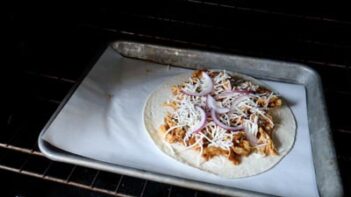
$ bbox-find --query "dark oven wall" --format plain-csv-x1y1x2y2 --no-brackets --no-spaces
4,2,351,196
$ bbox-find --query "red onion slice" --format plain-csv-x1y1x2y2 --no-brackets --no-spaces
233,89,253,94
192,106,207,134
217,90,252,98
233,95,251,106
181,72,213,97
207,95,230,114
210,109,243,131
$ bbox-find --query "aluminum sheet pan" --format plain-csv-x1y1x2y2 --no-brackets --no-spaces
38,41,342,197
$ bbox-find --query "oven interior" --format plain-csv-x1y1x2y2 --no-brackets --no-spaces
3,2,351,196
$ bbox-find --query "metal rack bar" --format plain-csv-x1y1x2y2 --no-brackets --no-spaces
116,11,351,50
185,0,351,25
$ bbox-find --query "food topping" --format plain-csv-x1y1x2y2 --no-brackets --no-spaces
161,70,282,165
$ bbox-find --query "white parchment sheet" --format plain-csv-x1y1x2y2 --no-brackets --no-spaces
42,46,319,197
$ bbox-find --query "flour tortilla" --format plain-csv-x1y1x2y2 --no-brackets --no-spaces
143,71,296,178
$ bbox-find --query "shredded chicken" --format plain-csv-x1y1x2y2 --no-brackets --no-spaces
160,70,282,165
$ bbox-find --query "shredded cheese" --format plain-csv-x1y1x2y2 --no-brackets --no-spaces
164,70,279,161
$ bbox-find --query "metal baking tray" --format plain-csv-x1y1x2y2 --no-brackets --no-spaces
38,41,343,196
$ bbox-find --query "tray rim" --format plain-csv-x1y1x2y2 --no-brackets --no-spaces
38,40,343,197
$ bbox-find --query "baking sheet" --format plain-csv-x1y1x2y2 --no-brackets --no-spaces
42,46,319,196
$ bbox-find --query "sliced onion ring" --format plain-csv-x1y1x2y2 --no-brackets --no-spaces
181,72,213,96
232,89,253,94
210,109,243,131
207,95,230,114
233,95,251,106
192,106,207,134
217,90,252,98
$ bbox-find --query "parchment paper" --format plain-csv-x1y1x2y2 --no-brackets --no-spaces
42,46,319,197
